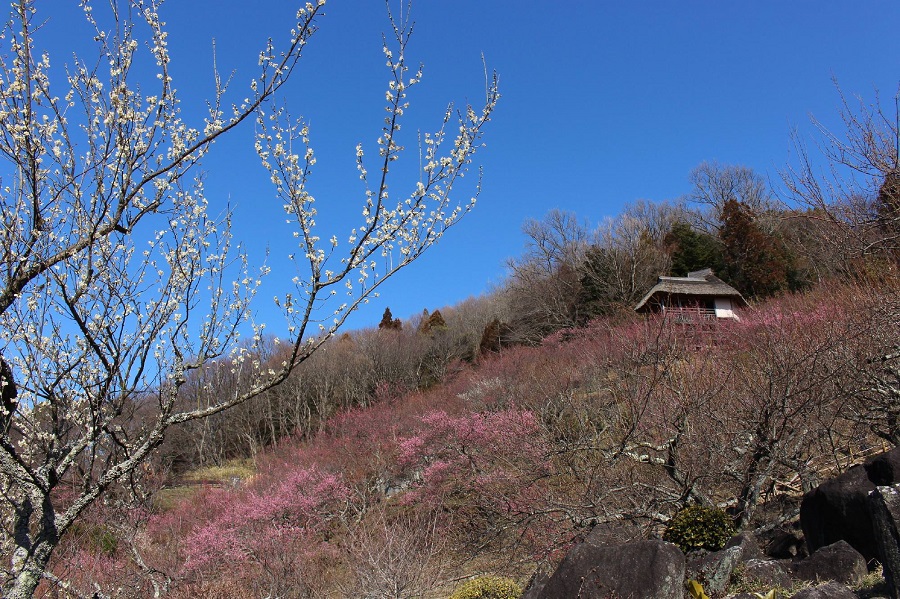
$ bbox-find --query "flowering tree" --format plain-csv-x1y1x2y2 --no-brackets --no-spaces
0,0,498,595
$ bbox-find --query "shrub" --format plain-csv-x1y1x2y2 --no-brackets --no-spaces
69,521,119,556
663,505,736,553
448,575,522,599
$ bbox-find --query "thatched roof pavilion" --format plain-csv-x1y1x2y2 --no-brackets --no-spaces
634,268,746,319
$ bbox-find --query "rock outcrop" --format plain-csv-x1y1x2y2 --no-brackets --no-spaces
788,581,858,599
800,446,900,562
869,484,900,599
535,539,685,599
791,540,867,586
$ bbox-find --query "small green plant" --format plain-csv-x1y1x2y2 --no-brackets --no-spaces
70,522,119,556
853,564,887,594
448,575,522,599
663,505,736,553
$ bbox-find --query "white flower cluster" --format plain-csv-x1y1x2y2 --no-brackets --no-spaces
0,1,494,594
261,4,499,344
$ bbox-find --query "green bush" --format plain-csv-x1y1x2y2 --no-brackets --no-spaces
663,505,736,553
448,575,522,599
69,521,119,556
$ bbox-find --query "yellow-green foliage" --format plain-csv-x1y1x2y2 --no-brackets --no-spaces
448,575,522,599
687,579,710,599
663,505,736,553
183,458,255,484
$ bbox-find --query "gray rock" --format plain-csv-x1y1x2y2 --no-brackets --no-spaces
726,531,765,561
536,539,685,599
801,446,900,562
789,581,857,599
740,558,794,589
762,526,808,559
686,546,744,594
521,564,551,599
869,485,900,599
792,540,867,586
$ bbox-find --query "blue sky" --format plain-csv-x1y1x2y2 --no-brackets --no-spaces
35,1,900,334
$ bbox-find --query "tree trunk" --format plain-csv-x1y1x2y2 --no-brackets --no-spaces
7,541,54,599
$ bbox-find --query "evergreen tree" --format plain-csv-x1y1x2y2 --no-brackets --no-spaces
378,307,402,331
718,199,789,298
664,221,724,276
419,309,447,334
478,318,513,356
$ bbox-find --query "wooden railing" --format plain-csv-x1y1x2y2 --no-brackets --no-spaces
662,306,718,324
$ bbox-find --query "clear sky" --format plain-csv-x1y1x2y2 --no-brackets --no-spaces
32,1,900,334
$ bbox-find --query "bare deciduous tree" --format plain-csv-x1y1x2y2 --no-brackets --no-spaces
504,209,591,338
781,84,900,258
579,200,679,319
688,161,773,234
0,1,498,596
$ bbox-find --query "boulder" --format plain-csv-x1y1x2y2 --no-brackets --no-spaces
686,546,744,595
789,581,858,599
801,446,900,562
521,565,551,599
869,484,900,599
582,519,643,547
761,526,808,560
792,540,867,586
684,530,769,594
866,451,900,486
725,531,765,561
535,539,685,599
740,558,794,589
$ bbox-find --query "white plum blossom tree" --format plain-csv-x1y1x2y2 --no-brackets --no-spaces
0,0,498,596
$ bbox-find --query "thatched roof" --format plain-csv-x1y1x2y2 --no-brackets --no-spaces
634,268,746,312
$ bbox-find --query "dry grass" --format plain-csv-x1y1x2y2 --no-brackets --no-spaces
182,458,255,484
153,459,256,512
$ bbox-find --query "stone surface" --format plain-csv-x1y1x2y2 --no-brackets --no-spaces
792,540,868,586
536,539,685,599
725,531,765,561
762,526,808,559
521,565,551,599
789,581,858,599
869,485,900,599
583,519,643,547
740,558,794,589
866,451,900,486
801,446,900,562
686,546,744,595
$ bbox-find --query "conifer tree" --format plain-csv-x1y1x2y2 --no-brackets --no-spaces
419,309,447,334
664,222,725,277
478,318,512,355
379,307,402,331
718,199,789,298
